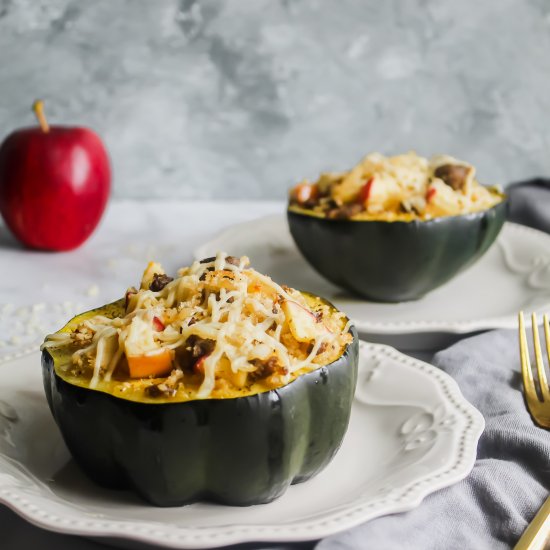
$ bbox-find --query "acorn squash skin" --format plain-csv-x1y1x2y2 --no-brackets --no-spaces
42,317,358,507
288,199,507,302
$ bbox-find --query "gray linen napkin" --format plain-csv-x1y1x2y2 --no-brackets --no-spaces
506,178,550,233
316,329,550,550
316,185,550,550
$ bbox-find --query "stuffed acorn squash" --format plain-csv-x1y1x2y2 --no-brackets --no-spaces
288,152,507,301
42,253,358,506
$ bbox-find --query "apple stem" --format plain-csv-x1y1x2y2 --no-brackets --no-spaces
32,100,50,133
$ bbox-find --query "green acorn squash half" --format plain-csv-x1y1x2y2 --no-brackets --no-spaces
288,198,507,302
42,295,358,507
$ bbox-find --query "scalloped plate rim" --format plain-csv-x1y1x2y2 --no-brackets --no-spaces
0,342,483,548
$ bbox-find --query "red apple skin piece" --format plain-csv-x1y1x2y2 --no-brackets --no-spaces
358,176,374,204
282,300,330,342
152,316,165,332
0,125,110,251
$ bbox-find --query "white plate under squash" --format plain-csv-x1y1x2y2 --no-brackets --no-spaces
0,342,483,548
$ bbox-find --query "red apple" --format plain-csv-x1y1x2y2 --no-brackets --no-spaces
0,100,110,251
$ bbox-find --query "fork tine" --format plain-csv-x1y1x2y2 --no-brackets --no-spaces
531,313,546,403
531,313,550,402
519,312,538,402
539,314,550,401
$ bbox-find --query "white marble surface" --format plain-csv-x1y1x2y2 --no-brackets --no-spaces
1,0,549,199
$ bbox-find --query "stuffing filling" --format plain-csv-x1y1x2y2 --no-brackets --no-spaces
289,151,503,221
42,253,353,402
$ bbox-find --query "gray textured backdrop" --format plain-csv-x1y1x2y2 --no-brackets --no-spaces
1,0,549,199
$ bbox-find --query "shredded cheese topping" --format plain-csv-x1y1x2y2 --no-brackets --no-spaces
289,151,503,221
42,253,352,400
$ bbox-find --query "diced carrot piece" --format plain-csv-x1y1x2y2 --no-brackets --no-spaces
282,300,330,343
126,349,174,378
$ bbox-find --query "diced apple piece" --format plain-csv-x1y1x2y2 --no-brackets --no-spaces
291,183,318,204
425,179,463,217
282,300,330,343
125,316,158,356
125,286,138,311
152,316,165,331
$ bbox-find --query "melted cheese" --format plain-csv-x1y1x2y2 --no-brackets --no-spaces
42,252,352,399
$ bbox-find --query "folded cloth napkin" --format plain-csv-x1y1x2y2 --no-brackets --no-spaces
506,178,550,233
316,183,550,550
316,329,550,549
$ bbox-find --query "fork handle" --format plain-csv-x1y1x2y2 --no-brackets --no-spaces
514,495,550,550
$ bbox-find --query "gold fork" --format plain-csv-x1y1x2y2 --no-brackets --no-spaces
518,312,550,429
514,312,550,550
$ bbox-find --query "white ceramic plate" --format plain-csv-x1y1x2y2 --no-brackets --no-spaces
195,217,550,349
0,343,483,549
